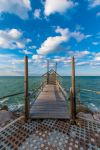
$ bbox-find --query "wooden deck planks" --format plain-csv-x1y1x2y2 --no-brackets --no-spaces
30,84,69,119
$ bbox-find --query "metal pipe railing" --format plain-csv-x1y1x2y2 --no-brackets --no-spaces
0,81,46,101
0,92,24,100
80,89,100,94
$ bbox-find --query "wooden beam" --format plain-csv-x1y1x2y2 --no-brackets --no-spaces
24,56,29,122
70,56,76,122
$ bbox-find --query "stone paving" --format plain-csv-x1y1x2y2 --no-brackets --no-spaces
0,117,100,150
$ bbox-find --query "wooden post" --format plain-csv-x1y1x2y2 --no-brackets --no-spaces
24,56,29,122
70,56,76,122
47,60,49,84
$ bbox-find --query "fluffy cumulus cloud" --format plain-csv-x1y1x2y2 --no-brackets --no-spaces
33,9,41,19
88,0,100,8
0,28,29,49
44,0,77,16
0,0,32,19
37,26,90,55
37,27,70,55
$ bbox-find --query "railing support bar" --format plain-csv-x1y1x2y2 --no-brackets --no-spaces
24,56,29,122
47,60,49,84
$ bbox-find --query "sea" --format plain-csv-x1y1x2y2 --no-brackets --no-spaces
0,76,100,112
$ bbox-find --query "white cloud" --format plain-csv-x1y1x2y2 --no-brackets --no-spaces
11,58,32,65
23,49,32,54
0,54,24,65
0,54,23,76
44,0,77,16
0,54,36,76
8,29,22,39
0,54,15,61
0,0,32,19
53,56,65,62
70,50,90,58
37,36,66,55
37,26,71,55
93,52,100,57
33,9,41,19
50,51,100,68
76,62,89,66
19,49,33,55
16,42,25,49
92,41,100,45
88,0,100,8
53,56,71,64
26,38,32,43
11,59,24,64
71,31,87,42
72,51,100,67
94,56,100,61
32,54,45,63
96,12,100,17
0,28,28,49
55,26,70,38
71,31,92,42
37,26,90,55
93,52,100,61
29,45,37,49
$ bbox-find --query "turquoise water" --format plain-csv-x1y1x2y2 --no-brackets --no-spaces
0,76,100,112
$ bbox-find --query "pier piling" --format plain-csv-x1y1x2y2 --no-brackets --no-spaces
70,56,76,123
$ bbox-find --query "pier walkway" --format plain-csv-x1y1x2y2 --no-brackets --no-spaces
0,56,100,150
30,84,69,119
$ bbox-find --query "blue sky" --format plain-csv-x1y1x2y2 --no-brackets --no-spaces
0,0,100,76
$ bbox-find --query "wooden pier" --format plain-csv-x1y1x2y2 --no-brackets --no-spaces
23,56,75,121
0,56,100,150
